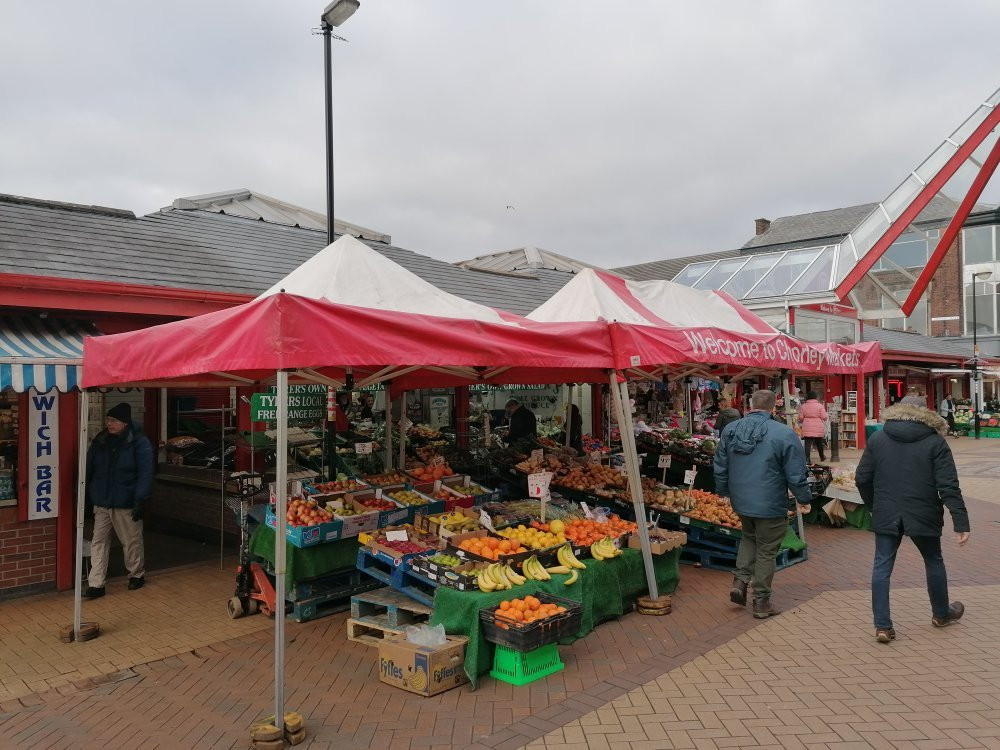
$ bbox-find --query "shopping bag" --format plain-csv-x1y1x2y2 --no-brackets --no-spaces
822,498,847,527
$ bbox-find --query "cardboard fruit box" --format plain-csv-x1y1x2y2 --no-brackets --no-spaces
265,508,343,548
629,528,687,555
348,488,411,528
377,634,469,696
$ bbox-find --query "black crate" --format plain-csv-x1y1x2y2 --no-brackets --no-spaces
479,592,582,651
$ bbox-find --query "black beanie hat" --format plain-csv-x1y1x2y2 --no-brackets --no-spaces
107,403,132,424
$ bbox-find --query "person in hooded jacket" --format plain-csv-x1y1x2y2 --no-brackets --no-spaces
84,403,154,598
714,390,812,618
797,391,829,463
856,403,970,643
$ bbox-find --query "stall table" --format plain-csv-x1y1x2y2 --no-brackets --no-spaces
249,524,362,586
431,547,681,687
806,485,872,530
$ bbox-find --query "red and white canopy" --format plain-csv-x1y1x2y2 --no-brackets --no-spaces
82,237,614,389
529,269,881,374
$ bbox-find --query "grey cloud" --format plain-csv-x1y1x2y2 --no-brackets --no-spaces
2,1,999,268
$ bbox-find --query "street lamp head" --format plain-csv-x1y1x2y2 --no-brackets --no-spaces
322,0,359,27
974,271,993,281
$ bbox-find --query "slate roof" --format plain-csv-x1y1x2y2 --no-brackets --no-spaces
612,249,742,282
862,325,974,359
458,246,600,274
163,189,391,243
0,193,570,317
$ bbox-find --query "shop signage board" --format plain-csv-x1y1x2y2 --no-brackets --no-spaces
251,385,326,422
28,388,59,520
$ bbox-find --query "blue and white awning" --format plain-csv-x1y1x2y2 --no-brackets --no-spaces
0,317,94,393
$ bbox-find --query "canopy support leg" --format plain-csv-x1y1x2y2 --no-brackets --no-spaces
274,371,288,732
609,372,659,601
73,389,90,642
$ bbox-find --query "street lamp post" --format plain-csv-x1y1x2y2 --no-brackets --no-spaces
321,0,360,245
971,271,992,440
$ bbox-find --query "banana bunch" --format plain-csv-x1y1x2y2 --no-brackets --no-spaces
590,536,621,561
522,555,550,581
556,544,585,585
438,512,479,532
477,562,525,592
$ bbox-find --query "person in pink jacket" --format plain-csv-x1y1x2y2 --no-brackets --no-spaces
798,391,829,463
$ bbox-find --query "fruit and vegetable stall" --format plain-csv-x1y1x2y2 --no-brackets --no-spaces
245,439,808,693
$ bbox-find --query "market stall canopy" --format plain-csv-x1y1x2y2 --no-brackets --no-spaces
528,269,882,375
258,235,510,324
82,238,617,390
0,316,94,392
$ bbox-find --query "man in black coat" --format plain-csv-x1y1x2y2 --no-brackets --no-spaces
856,404,970,644
504,399,537,444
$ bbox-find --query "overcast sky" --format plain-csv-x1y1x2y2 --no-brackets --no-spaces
2,1,999,267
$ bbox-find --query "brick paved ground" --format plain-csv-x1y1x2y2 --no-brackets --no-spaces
0,438,998,749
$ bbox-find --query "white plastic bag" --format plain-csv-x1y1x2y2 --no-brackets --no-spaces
405,623,446,647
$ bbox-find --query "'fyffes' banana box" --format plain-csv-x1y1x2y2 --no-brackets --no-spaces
377,634,469,696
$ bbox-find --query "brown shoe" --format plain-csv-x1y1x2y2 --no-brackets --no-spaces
932,602,965,627
753,597,779,619
875,627,896,643
729,577,748,606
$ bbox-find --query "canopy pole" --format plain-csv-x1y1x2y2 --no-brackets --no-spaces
398,391,407,469
609,371,659,600
685,377,693,433
273,371,288,732
564,385,572,448
384,392,393,471
781,369,793,428
73,388,90,641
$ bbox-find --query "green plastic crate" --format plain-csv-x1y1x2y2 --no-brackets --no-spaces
490,643,564,686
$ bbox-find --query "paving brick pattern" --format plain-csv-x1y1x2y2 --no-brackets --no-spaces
0,439,998,748
524,585,1000,750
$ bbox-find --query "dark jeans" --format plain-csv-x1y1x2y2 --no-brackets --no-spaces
734,516,788,599
871,528,950,629
803,436,825,463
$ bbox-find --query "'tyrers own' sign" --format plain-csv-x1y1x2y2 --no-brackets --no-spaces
28,388,59,520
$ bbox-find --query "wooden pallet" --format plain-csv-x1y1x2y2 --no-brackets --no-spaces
289,578,382,623
678,544,808,572
346,614,406,647
350,586,431,626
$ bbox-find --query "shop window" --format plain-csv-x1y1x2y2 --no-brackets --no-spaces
0,391,18,507
964,281,996,335
794,314,827,343
828,318,859,343
963,226,995,264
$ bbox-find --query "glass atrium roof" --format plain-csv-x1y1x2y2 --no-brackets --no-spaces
673,85,1000,316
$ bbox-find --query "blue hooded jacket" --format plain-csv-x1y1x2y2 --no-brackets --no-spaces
86,422,154,509
713,411,811,518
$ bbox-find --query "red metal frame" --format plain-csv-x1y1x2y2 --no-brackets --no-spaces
835,106,1000,300
901,134,1000,316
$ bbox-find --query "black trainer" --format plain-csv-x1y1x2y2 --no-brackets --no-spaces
128,577,145,591
83,586,105,599
932,601,964,627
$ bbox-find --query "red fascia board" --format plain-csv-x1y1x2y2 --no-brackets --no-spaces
880,351,971,365
0,273,251,317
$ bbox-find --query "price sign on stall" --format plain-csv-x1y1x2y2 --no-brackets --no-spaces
658,454,672,469
589,451,601,464
431,455,445,467
527,471,553,499
479,508,498,533
580,501,595,520
355,442,374,455
684,468,697,488
530,448,544,464
398,417,413,431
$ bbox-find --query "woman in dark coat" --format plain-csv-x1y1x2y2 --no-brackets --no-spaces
856,404,970,643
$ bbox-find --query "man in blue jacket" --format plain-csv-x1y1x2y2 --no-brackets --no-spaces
84,403,153,599
714,389,812,618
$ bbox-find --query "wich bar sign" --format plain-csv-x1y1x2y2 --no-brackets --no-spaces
250,385,327,422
